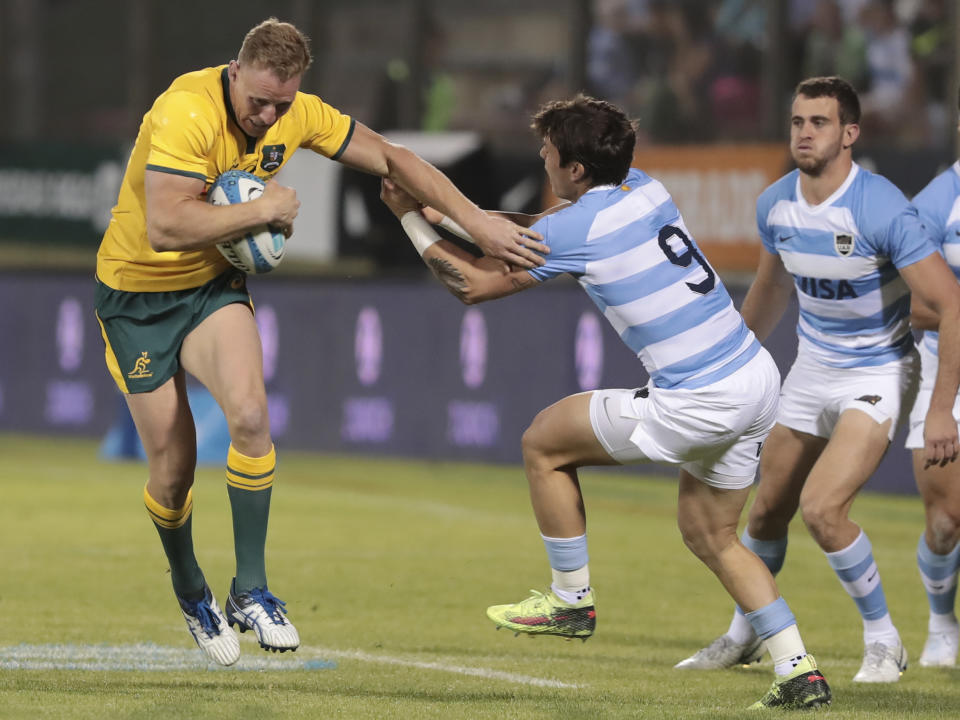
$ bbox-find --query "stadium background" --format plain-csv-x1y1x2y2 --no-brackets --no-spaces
1,0,957,493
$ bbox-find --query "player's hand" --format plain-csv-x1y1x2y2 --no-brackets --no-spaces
380,179,422,218
260,180,300,227
470,215,548,269
923,407,960,468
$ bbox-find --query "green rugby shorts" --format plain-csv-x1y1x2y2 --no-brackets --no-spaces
94,270,253,393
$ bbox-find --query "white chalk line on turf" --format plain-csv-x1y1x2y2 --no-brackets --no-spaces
0,643,333,672
0,643,581,688
300,644,581,689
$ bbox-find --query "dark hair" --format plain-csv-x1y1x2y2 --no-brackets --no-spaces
794,76,861,125
531,95,636,187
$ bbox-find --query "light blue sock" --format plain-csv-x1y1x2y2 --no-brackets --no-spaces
917,534,960,617
734,530,787,617
541,533,589,570
744,596,796,639
825,531,890,622
542,534,590,602
743,530,788,575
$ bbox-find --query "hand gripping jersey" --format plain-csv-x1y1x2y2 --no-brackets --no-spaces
97,65,354,292
757,163,936,368
528,168,760,390
911,161,960,356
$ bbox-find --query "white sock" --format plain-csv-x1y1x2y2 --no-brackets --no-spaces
929,611,959,633
551,565,590,603
862,613,899,646
765,624,807,676
726,610,758,644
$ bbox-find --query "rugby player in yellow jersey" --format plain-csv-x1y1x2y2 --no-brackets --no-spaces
94,17,547,666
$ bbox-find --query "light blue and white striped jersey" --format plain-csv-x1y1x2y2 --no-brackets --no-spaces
912,161,960,355
528,168,759,390
757,163,935,368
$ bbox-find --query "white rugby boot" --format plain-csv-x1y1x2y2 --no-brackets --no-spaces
225,579,300,652
919,622,959,667
178,584,241,666
852,639,907,682
674,634,765,669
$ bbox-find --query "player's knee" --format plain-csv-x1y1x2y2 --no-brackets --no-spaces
799,498,841,544
225,395,269,441
521,416,550,467
678,517,732,564
747,494,795,536
927,508,960,553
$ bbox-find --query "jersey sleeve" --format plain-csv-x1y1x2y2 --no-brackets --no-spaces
146,91,218,182
526,211,587,282
296,93,355,160
912,174,951,251
755,191,779,255
878,205,938,269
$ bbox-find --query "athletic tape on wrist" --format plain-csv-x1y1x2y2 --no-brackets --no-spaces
400,211,440,256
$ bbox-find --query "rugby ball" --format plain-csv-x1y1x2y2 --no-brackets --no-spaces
207,170,286,273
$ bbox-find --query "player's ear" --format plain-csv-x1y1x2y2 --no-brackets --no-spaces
570,161,586,182
842,123,860,149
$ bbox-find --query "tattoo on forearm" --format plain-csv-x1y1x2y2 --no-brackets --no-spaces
428,257,469,301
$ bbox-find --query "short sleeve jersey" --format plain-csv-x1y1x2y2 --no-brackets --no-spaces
96,65,354,292
757,163,936,368
911,161,960,354
527,168,760,390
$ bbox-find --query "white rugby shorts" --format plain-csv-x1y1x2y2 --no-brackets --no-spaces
589,347,780,490
778,347,918,443
905,341,960,449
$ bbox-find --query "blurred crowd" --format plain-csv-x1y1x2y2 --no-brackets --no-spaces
587,0,952,147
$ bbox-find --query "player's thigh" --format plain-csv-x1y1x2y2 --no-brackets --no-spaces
749,424,827,526
524,392,619,468
800,408,891,515
124,370,196,464
913,449,960,534
180,301,266,415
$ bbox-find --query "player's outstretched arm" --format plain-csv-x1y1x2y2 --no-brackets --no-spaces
910,293,940,331
739,250,795,342
336,122,549,269
421,202,571,239
144,171,299,251
901,254,960,467
381,179,538,304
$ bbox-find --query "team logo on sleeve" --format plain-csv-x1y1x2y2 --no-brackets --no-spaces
260,144,286,172
834,233,855,257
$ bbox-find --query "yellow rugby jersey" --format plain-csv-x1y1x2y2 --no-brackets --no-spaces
97,65,354,291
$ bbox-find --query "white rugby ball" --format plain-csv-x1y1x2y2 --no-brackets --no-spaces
207,170,286,274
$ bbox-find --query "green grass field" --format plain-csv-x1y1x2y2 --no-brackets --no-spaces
1,433,957,719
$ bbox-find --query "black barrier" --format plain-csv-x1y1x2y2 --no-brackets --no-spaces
0,271,915,494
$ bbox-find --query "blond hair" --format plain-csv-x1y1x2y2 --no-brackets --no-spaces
238,18,312,81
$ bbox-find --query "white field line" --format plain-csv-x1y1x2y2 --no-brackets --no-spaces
0,643,582,689
0,643,332,672
300,644,581,689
